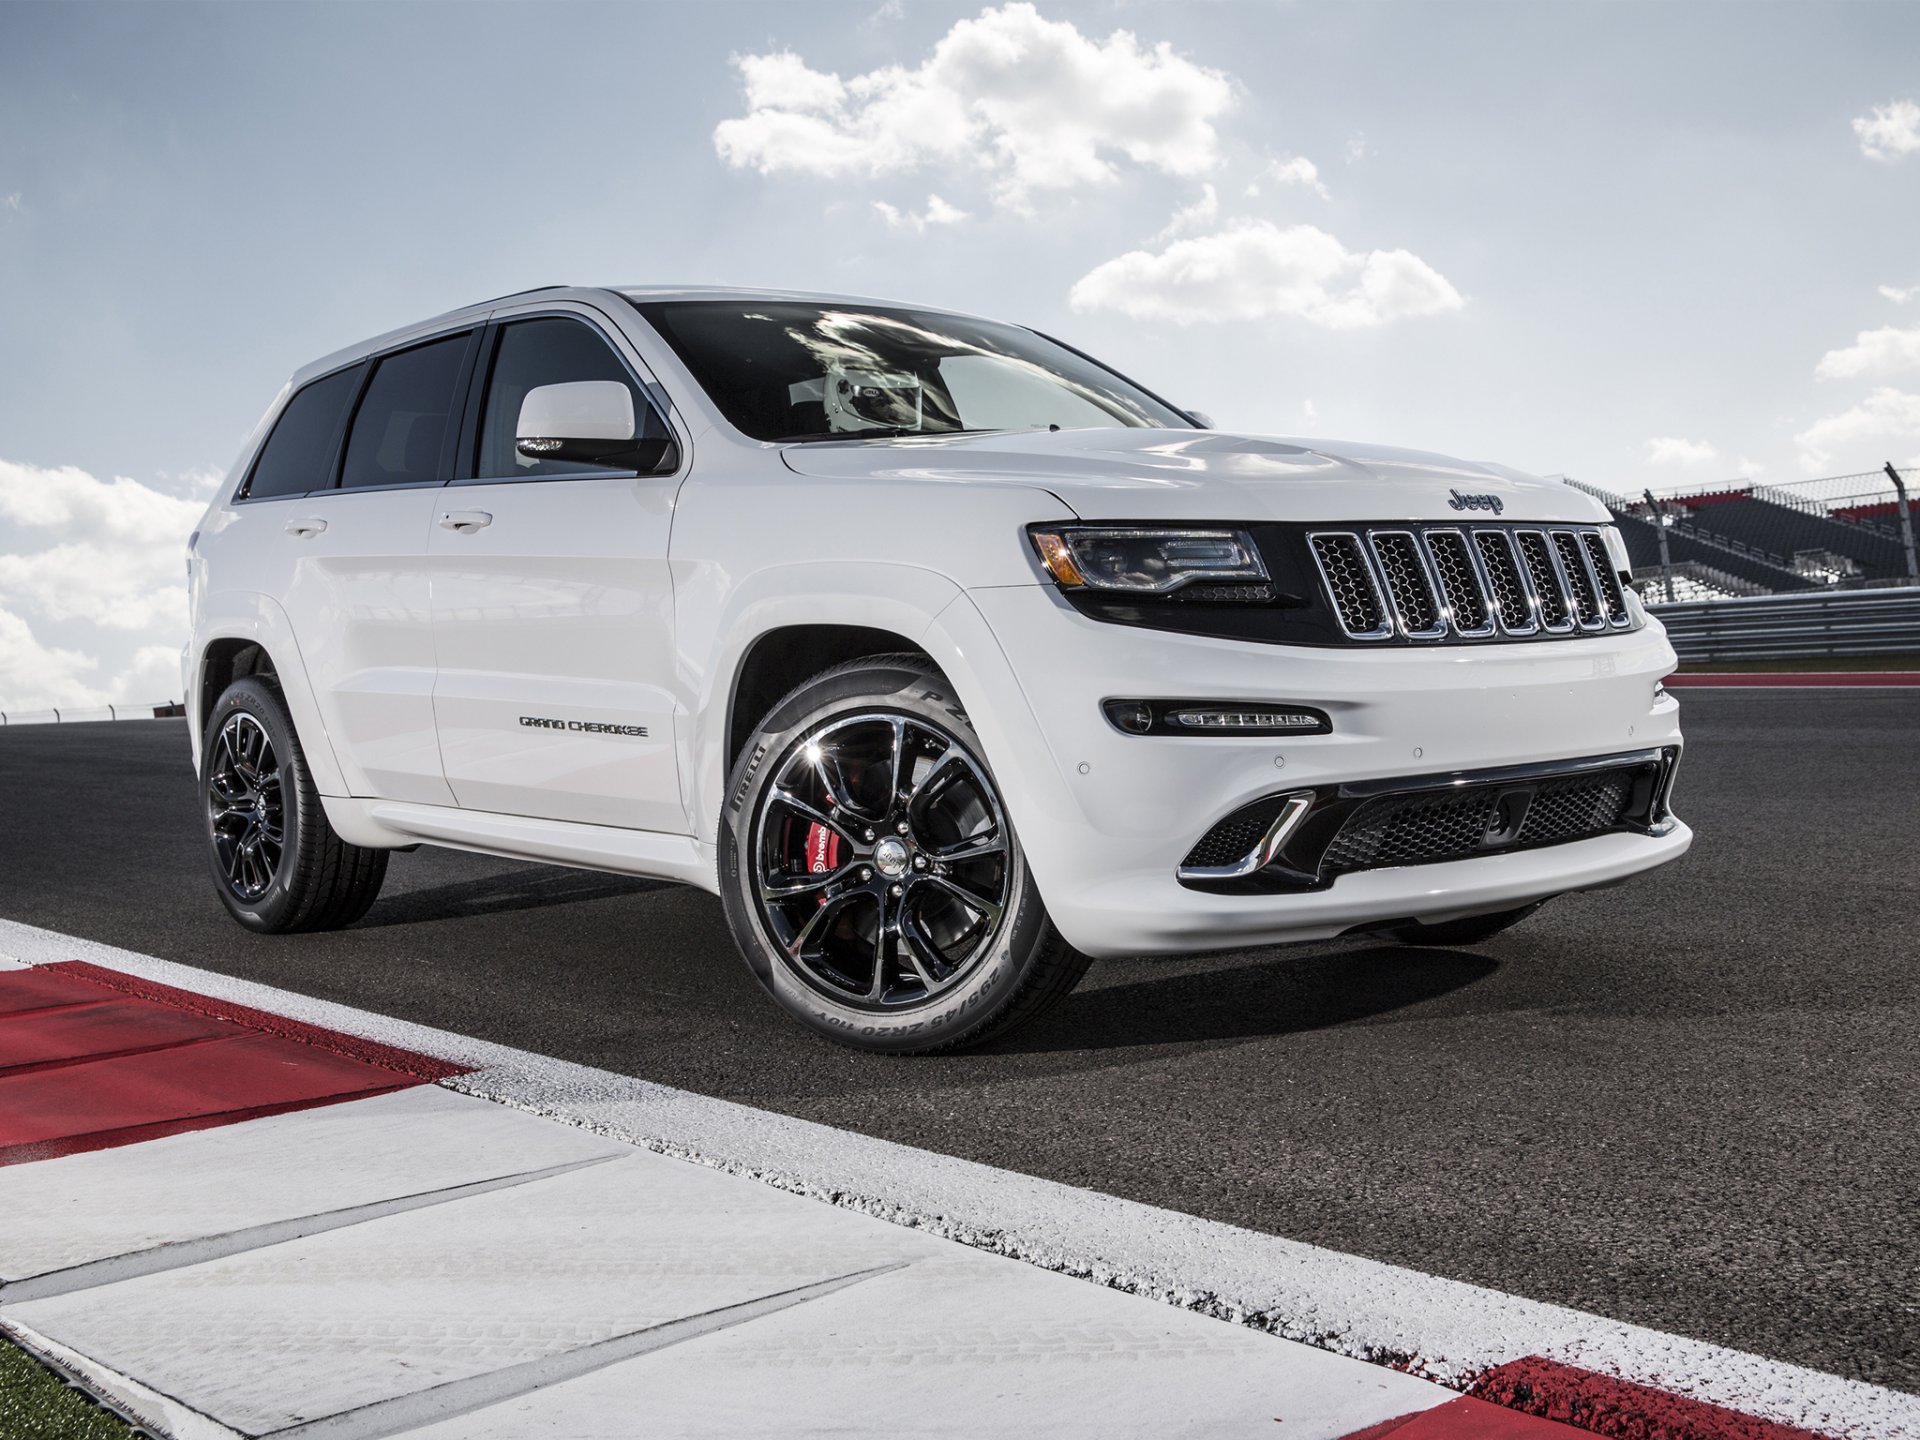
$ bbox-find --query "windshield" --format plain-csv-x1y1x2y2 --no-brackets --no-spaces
628,299,1195,442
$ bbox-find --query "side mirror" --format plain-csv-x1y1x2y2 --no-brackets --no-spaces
1185,409,1216,430
516,381,676,472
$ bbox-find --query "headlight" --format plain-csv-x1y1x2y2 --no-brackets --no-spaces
1028,525,1268,594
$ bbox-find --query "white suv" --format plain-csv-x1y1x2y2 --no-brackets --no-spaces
186,286,1689,1053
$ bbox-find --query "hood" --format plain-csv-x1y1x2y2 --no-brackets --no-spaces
779,427,1606,525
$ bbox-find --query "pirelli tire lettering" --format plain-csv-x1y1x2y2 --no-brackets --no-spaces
518,716,650,737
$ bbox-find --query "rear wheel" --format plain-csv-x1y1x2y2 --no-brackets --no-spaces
1384,901,1545,947
203,677,388,932
719,655,1088,1054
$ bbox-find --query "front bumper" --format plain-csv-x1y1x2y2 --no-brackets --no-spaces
936,585,1690,959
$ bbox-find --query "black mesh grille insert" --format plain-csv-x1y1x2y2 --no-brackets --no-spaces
1181,793,1298,871
1553,531,1603,626
1311,534,1386,636
1516,771,1635,845
1321,766,1641,876
1370,532,1441,634
1474,531,1533,630
1581,531,1629,623
1425,531,1488,631
1516,531,1572,626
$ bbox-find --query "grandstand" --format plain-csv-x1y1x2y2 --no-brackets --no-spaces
1561,468,1918,603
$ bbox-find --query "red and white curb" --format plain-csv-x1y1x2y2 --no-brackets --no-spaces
2,919,1914,1440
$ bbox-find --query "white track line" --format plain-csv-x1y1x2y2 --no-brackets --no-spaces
3,918,1913,1440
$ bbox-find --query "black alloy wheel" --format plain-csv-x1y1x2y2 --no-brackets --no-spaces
752,711,1012,1010
207,711,286,902
719,654,1088,1054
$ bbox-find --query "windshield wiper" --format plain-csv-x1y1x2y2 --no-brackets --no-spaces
770,427,995,444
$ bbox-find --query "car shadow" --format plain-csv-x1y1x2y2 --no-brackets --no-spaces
986,943,1500,1054
358,867,669,927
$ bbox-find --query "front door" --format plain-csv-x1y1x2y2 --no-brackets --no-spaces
427,310,686,833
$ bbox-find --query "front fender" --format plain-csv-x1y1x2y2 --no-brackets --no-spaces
189,591,348,797
682,561,964,846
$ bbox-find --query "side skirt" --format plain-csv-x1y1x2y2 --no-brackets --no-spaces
319,797,720,894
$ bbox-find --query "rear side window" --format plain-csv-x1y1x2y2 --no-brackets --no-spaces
476,317,672,479
244,366,362,500
339,333,471,489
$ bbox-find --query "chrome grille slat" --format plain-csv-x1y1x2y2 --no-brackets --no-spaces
1550,529,1607,631
1472,529,1539,635
1310,523,1626,643
1422,529,1495,637
1514,530,1576,632
1367,531,1448,639
1308,532,1393,640
1580,531,1632,627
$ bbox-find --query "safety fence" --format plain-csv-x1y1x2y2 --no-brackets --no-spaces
0,701,185,726
1646,585,1920,663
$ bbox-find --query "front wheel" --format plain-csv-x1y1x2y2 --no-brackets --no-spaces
719,655,1088,1054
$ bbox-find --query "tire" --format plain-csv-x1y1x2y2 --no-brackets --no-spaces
1383,900,1546,947
719,654,1089,1055
202,676,389,933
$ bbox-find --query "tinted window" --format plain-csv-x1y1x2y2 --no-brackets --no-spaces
339,334,470,489
477,317,672,479
631,300,1192,443
244,366,362,500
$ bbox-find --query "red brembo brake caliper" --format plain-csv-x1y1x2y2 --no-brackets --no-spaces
803,822,841,899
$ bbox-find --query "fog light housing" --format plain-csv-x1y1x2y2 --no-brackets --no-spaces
1102,699,1331,737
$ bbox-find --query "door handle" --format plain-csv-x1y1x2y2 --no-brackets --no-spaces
439,510,494,533
284,517,328,538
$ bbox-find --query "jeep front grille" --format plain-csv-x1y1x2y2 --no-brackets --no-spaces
1308,523,1631,643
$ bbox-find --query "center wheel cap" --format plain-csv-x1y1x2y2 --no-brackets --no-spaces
873,836,911,877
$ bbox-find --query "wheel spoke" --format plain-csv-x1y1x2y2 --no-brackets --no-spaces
906,746,966,811
762,867,846,900
809,744,866,819
896,908,947,990
917,873,1004,925
884,718,909,813
866,922,893,1003
933,832,1005,864
784,889,866,959
767,789,860,846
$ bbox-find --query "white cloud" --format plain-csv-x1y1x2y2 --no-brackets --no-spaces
0,609,105,712
1152,183,1218,241
1344,133,1374,164
714,3,1233,206
1068,221,1463,329
1645,436,1720,467
2,193,19,212
1794,387,1920,471
1815,324,1920,381
1251,156,1327,198
1853,99,1920,162
873,193,969,233
0,459,209,708
1880,284,1918,304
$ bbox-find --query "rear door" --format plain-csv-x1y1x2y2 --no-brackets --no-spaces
226,331,477,803
426,306,687,832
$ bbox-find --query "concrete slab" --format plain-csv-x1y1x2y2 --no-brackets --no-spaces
7,1147,943,1435
0,1086,627,1288
403,1248,1444,1440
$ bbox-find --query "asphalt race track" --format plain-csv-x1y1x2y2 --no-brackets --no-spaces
2,691,1915,1394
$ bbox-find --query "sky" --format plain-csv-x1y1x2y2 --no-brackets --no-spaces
1,0,1917,708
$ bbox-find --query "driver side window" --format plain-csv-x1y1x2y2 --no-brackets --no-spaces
476,317,671,479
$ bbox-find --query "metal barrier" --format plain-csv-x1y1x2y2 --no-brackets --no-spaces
0,701,184,726
1646,585,1920,663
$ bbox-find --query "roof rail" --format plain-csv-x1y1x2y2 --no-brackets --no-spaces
473,285,571,307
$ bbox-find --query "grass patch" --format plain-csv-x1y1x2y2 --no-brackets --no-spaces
0,1335,135,1440
1676,654,1920,673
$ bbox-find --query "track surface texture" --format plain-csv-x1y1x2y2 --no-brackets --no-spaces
2,695,1915,1393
